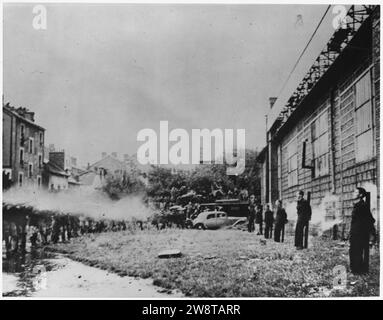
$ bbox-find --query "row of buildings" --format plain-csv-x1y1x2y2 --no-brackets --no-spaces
2,103,78,191
2,103,141,192
257,5,380,234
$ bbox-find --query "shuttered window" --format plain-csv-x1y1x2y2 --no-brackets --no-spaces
312,111,329,177
355,72,373,162
287,139,298,187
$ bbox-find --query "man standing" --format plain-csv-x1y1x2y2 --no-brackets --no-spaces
349,187,376,275
294,190,312,250
264,204,274,239
255,204,263,235
185,201,193,219
51,216,60,244
274,200,287,243
247,195,256,232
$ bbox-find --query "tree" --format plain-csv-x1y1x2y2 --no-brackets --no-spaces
145,166,189,199
102,172,145,200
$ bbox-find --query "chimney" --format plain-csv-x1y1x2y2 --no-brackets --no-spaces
111,152,117,159
48,144,55,152
269,97,277,109
101,152,107,159
25,111,35,122
16,107,35,122
49,152,65,170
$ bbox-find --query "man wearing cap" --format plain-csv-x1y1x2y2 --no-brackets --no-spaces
349,187,376,274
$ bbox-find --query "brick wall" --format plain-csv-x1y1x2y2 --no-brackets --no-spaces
277,55,378,234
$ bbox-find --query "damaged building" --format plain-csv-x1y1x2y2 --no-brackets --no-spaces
257,5,380,237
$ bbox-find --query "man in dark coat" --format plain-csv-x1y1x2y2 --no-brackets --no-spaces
294,190,312,249
247,195,256,232
349,187,376,275
255,204,263,235
274,200,288,242
51,216,60,244
264,204,274,239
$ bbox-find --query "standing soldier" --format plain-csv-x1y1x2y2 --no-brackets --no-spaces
185,201,193,219
10,222,19,253
349,187,376,274
255,203,263,235
294,190,312,250
3,221,12,255
274,200,288,243
264,204,274,239
51,216,60,244
19,214,28,253
247,195,256,232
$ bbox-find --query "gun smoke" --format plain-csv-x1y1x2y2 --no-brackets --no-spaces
3,186,153,221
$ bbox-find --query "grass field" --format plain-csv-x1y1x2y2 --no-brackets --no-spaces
47,229,379,297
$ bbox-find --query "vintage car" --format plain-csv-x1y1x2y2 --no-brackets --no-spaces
199,198,249,218
192,211,230,230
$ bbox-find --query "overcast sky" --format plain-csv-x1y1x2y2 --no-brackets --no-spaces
3,4,335,167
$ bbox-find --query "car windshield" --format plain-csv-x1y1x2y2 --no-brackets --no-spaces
207,214,215,219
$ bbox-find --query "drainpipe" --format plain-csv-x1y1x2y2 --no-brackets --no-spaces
265,115,269,204
330,89,337,194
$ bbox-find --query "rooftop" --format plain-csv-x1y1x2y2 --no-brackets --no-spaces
3,102,45,131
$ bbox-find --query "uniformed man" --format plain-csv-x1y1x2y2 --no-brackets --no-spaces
247,195,256,232
294,190,312,250
274,200,288,243
51,216,60,244
349,187,376,275
185,202,193,219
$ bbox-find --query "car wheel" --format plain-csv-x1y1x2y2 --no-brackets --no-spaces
195,224,205,230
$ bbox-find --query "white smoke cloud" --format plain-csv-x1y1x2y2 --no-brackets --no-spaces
281,182,379,236
3,186,153,221
281,193,342,235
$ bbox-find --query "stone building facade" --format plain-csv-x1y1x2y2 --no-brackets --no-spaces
257,6,380,236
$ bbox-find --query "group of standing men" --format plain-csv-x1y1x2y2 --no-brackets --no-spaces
247,187,377,275
247,194,288,243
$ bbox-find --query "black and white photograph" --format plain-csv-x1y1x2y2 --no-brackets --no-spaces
1,1,381,300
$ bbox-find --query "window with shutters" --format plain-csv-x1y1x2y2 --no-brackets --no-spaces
29,137,34,154
38,153,43,169
311,111,329,177
355,72,373,162
18,172,24,187
37,176,42,188
39,132,44,146
19,147,24,165
20,124,25,146
287,139,298,187
28,163,33,178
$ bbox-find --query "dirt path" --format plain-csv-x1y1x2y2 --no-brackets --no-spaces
3,254,183,298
